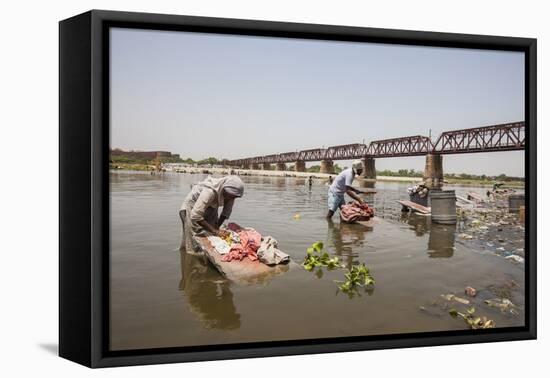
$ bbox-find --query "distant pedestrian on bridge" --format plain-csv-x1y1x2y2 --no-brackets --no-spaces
326,163,368,219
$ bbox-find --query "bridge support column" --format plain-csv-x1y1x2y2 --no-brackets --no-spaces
262,163,272,171
320,160,335,174
241,164,250,170
295,161,306,172
423,154,443,189
361,157,376,179
276,162,287,171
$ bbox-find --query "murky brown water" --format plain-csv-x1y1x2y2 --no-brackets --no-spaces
110,171,525,351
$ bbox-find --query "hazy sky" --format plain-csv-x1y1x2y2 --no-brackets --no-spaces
110,28,525,176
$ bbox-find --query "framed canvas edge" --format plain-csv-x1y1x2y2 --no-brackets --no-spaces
59,9,537,368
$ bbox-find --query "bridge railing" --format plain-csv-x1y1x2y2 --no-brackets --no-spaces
432,122,525,154
367,135,433,157
225,121,525,166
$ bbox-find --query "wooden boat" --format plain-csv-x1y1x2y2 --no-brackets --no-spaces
397,200,431,215
193,235,292,284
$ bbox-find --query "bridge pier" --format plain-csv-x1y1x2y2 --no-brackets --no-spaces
241,164,250,170
251,163,260,170
262,163,272,171
276,162,287,171
423,154,443,189
295,161,306,172
361,157,376,179
320,160,335,174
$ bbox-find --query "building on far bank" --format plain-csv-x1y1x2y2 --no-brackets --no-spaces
110,148,180,162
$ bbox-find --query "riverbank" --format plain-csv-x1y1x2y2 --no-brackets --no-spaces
444,178,524,188
111,164,424,183
110,164,524,188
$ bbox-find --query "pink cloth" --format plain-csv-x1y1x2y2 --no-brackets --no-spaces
340,202,375,223
222,223,261,262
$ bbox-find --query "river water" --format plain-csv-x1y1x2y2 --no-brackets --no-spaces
110,171,525,351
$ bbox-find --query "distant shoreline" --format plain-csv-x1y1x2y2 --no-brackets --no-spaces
110,163,421,182
110,164,524,188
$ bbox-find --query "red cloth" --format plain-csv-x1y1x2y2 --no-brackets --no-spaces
222,223,261,262
340,202,375,223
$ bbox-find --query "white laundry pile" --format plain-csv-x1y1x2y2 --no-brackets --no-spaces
207,236,231,255
257,236,290,265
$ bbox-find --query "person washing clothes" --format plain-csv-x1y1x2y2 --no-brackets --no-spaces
326,162,368,219
179,176,244,249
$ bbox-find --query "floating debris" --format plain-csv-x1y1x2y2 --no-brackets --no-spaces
441,294,470,305
505,255,524,263
484,298,519,315
465,287,477,297
449,307,496,329
455,201,525,264
293,213,302,220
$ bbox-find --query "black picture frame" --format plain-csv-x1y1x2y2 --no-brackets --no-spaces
59,9,537,368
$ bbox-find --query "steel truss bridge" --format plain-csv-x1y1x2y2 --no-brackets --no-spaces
227,121,525,166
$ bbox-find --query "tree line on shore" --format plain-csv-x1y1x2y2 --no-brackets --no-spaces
376,169,524,183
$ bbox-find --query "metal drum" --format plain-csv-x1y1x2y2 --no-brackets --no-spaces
430,190,457,224
508,194,525,213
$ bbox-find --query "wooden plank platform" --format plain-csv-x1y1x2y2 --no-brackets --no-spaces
194,236,292,284
397,200,431,215
467,191,484,202
456,195,475,209
456,195,474,204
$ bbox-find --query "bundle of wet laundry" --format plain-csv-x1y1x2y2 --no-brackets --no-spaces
222,223,261,262
256,236,290,266
216,223,289,265
340,202,375,223
206,227,241,255
407,184,429,197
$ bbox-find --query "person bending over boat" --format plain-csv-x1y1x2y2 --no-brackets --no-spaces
326,163,368,219
179,176,244,249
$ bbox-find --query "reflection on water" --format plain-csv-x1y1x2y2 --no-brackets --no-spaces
110,171,525,351
327,220,364,269
428,224,456,258
399,212,430,236
358,179,376,189
179,251,240,330
399,213,455,258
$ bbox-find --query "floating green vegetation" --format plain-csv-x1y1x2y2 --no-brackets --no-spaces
336,263,375,295
449,307,496,329
302,242,343,271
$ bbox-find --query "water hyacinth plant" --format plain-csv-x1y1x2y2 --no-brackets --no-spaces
336,263,375,294
302,242,343,271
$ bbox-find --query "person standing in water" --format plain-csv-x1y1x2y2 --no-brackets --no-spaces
179,176,244,249
326,164,367,219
